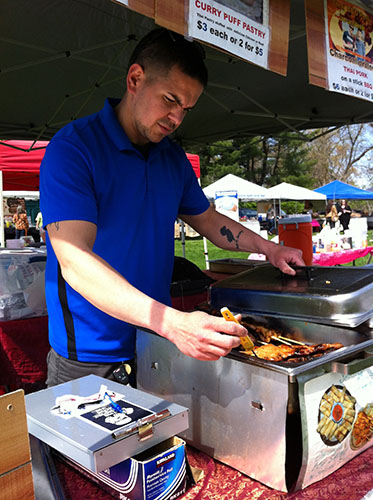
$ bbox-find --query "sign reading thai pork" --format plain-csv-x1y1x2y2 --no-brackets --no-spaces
325,0,373,101
188,0,269,69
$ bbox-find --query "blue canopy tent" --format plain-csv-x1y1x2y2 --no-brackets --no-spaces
314,180,373,200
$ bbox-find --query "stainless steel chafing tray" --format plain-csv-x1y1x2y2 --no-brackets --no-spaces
208,263,373,327
137,317,373,492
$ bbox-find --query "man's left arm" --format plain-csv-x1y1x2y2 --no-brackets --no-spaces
181,205,304,275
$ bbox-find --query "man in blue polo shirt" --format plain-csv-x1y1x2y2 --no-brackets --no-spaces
40,28,304,387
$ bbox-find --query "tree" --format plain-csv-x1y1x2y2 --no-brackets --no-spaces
192,132,316,189
309,124,373,188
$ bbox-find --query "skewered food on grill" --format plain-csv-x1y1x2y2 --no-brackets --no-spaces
246,343,344,362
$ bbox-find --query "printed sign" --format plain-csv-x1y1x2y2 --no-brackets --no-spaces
81,400,152,432
214,189,239,221
298,366,373,489
325,0,373,101
188,0,269,68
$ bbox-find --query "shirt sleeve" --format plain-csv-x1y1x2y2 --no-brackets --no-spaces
40,136,98,227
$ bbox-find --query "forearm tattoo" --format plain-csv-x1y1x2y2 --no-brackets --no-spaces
220,226,244,249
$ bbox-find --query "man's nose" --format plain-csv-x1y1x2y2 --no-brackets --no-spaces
168,108,187,128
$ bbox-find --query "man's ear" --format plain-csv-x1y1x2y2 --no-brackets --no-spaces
126,63,145,95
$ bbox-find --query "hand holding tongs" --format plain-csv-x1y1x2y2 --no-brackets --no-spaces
281,265,314,281
220,307,258,357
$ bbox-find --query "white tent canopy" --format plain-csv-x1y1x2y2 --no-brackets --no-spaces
203,174,270,201
3,190,40,200
266,182,327,201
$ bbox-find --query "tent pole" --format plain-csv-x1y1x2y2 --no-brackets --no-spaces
180,219,186,259
203,236,210,270
0,171,4,247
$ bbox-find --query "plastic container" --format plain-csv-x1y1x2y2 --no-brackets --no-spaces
278,214,313,265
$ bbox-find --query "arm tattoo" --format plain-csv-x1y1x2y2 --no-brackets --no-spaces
53,222,60,231
220,226,244,249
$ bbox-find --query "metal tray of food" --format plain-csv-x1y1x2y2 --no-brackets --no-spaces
208,264,373,327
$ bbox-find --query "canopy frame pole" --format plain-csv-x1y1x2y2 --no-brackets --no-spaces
203,237,210,270
179,219,186,259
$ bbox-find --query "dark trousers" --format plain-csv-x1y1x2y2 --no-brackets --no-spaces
15,229,25,239
46,348,137,388
339,214,351,231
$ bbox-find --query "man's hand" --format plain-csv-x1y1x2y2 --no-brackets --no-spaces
181,206,305,276
160,310,248,361
264,242,304,275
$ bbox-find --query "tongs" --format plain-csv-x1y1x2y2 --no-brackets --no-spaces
220,307,258,357
280,265,315,281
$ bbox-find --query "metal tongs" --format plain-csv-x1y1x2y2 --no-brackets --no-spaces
280,265,315,281
220,307,259,357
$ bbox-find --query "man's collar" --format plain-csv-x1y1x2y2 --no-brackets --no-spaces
99,98,170,155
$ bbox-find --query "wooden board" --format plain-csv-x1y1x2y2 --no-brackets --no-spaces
155,0,186,34
155,0,290,76
128,0,155,19
111,0,155,19
0,390,34,500
305,0,328,88
0,463,34,500
267,0,291,76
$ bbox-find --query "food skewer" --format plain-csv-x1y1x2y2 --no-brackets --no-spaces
271,336,293,346
220,307,259,357
278,335,307,346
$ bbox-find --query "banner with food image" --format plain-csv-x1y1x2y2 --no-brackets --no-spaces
297,366,373,489
325,0,373,101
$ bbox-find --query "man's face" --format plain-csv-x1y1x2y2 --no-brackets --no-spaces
128,65,204,145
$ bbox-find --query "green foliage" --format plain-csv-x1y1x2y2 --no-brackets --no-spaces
191,132,316,190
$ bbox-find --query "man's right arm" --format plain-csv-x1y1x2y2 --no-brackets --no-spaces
47,219,248,361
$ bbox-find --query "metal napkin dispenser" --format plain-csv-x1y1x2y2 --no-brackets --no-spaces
25,375,189,472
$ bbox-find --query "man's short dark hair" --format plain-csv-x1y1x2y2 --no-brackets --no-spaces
128,28,208,87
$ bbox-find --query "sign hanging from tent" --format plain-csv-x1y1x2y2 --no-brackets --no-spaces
214,189,239,221
188,0,269,69
325,0,373,102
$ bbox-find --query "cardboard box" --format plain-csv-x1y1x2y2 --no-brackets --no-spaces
60,436,187,500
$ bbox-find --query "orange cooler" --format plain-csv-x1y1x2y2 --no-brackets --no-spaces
278,215,313,265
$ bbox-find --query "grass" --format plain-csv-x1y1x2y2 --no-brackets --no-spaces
174,230,373,270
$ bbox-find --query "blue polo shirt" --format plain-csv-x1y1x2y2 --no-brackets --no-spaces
40,98,209,362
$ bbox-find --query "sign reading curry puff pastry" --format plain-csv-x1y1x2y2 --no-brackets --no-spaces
317,385,356,446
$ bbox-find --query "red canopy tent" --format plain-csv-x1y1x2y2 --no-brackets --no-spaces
186,153,200,179
0,140,47,246
0,140,47,191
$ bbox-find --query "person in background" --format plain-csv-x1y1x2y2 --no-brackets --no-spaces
336,199,352,232
35,211,46,243
40,28,304,388
304,201,313,216
355,29,366,61
325,200,338,229
343,24,355,53
13,205,29,239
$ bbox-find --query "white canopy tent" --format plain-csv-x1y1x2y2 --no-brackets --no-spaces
203,174,270,201
265,182,327,229
202,174,270,269
266,182,327,201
